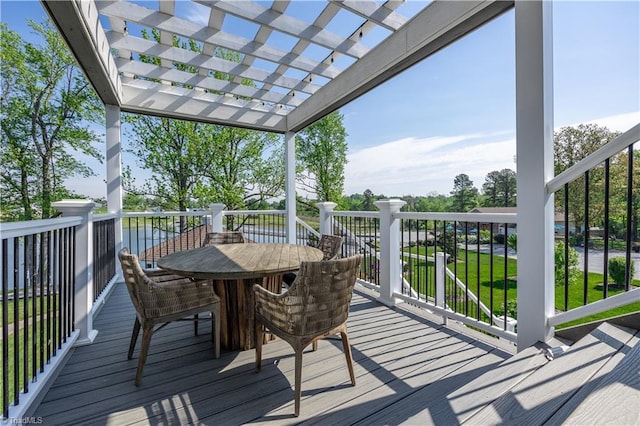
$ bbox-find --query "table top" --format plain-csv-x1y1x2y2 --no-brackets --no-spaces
156,243,324,280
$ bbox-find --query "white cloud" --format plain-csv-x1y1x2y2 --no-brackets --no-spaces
344,110,638,197
345,134,516,196
579,111,639,133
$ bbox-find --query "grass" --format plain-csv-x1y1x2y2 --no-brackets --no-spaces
402,245,639,329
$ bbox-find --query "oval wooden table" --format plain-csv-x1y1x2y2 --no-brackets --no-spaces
157,243,323,351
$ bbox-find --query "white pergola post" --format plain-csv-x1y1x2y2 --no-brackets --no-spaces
105,105,123,277
284,131,297,244
209,203,225,233
317,202,337,236
515,0,555,349
375,199,406,307
52,200,98,346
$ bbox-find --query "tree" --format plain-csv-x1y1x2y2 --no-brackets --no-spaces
296,111,348,203
450,174,478,212
0,21,103,220
196,126,282,210
481,169,516,207
124,29,283,212
554,124,620,232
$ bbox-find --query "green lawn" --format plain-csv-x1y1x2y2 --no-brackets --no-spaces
402,246,639,329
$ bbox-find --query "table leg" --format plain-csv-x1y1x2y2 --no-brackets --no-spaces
213,275,282,351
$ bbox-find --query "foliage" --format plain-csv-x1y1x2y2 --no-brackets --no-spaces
124,30,282,212
554,124,621,231
450,174,478,212
436,229,458,257
495,299,518,319
0,20,104,220
481,168,516,207
608,257,635,285
554,241,580,286
296,111,348,203
507,233,518,252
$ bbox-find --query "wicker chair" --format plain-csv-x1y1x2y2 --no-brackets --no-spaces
204,231,246,245
282,234,343,287
118,248,221,386
254,254,362,416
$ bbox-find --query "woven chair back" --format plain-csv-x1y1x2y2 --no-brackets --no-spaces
118,248,146,316
257,255,361,337
317,234,343,260
204,231,246,245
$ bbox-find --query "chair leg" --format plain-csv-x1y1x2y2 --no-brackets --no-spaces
194,313,199,335
128,318,141,359
340,331,356,386
294,349,303,417
135,325,154,386
312,340,318,351
255,321,263,372
213,308,220,359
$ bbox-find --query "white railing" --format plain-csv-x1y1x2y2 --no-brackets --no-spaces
546,123,640,327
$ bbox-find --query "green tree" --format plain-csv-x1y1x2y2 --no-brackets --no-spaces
196,126,282,210
124,117,213,211
296,111,348,203
554,124,620,232
481,169,516,207
450,174,478,212
0,21,103,220
124,29,282,212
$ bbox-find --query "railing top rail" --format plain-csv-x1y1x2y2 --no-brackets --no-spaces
223,210,284,215
93,212,118,221
0,216,82,239
547,122,640,194
397,211,517,223
330,211,380,219
122,211,209,218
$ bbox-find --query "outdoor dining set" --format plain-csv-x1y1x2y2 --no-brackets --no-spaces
118,232,360,417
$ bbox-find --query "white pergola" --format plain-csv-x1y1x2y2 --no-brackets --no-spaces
41,0,555,348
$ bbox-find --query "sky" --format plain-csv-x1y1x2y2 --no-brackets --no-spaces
1,1,639,200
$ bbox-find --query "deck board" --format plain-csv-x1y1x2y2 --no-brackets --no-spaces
464,322,639,425
33,282,515,425
30,281,639,425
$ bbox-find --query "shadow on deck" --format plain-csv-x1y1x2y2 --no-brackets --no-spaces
33,281,639,425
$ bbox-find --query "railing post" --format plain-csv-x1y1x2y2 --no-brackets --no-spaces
435,252,446,307
375,199,406,307
52,199,98,346
435,252,448,324
284,131,297,244
210,203,224,233
317,202,337,236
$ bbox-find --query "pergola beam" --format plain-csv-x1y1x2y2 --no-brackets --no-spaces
41,0,122,106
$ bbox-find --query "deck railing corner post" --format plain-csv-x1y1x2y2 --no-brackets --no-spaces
52,199,98,346
210,203,225,233
374,199,406,306
317,202,337,236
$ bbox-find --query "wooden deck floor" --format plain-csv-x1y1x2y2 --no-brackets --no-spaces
32,282,516,425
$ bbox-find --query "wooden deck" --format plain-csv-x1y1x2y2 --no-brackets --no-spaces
31,282,639,425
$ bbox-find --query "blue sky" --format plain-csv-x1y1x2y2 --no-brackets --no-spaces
2,1,638,200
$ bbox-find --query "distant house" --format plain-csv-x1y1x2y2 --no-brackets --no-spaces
467,207,574,236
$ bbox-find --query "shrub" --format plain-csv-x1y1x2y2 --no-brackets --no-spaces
478,230,492,244
555,242,580,286
507,233,518,252
495,299,518,319
493,233,506,244
608,257,635,285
